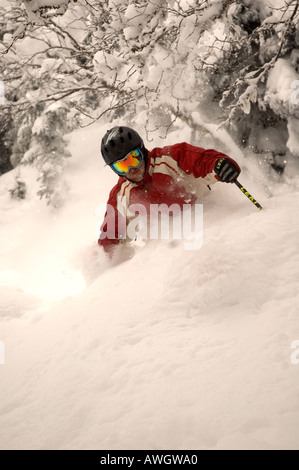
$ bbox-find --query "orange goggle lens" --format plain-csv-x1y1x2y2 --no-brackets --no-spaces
112,149,143,174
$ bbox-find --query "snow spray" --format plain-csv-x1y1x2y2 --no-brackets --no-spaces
0,341,5,365
98,199,203,251
290,340,299,365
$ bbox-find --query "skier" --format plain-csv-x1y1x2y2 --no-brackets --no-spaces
98,126,241,254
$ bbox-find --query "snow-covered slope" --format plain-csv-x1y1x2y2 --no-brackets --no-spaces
1,122,299,450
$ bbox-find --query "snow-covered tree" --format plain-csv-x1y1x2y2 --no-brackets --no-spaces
216,0,299,170
21,102,77,206
1,0,299,203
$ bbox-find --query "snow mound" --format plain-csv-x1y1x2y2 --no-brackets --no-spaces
1,122,299,450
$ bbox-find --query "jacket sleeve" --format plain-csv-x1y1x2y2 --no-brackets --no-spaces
161,142,241,180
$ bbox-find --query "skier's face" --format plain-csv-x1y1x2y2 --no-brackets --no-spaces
125,160,146,183
111,148,146,182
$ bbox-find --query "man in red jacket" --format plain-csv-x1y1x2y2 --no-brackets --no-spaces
98,126,241,254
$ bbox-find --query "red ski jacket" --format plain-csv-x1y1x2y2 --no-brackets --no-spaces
98,142,240,252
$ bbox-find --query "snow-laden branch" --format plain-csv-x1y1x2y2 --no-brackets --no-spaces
21,0,71,21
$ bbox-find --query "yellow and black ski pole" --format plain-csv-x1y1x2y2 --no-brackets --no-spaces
234,180,262,211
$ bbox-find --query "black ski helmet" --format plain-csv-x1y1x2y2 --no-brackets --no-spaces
101,126,144,165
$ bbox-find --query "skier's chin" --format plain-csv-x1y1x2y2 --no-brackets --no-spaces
126,174,144,183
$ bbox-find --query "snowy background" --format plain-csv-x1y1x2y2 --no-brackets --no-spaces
1,0,299,451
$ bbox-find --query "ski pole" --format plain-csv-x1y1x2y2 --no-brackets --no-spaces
234,180,262,210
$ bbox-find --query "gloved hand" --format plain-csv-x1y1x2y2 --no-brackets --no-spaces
214,158,240,183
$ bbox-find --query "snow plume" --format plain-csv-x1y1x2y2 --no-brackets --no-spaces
1,121,299,449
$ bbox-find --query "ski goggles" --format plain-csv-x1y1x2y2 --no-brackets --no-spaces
111,148,143,175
